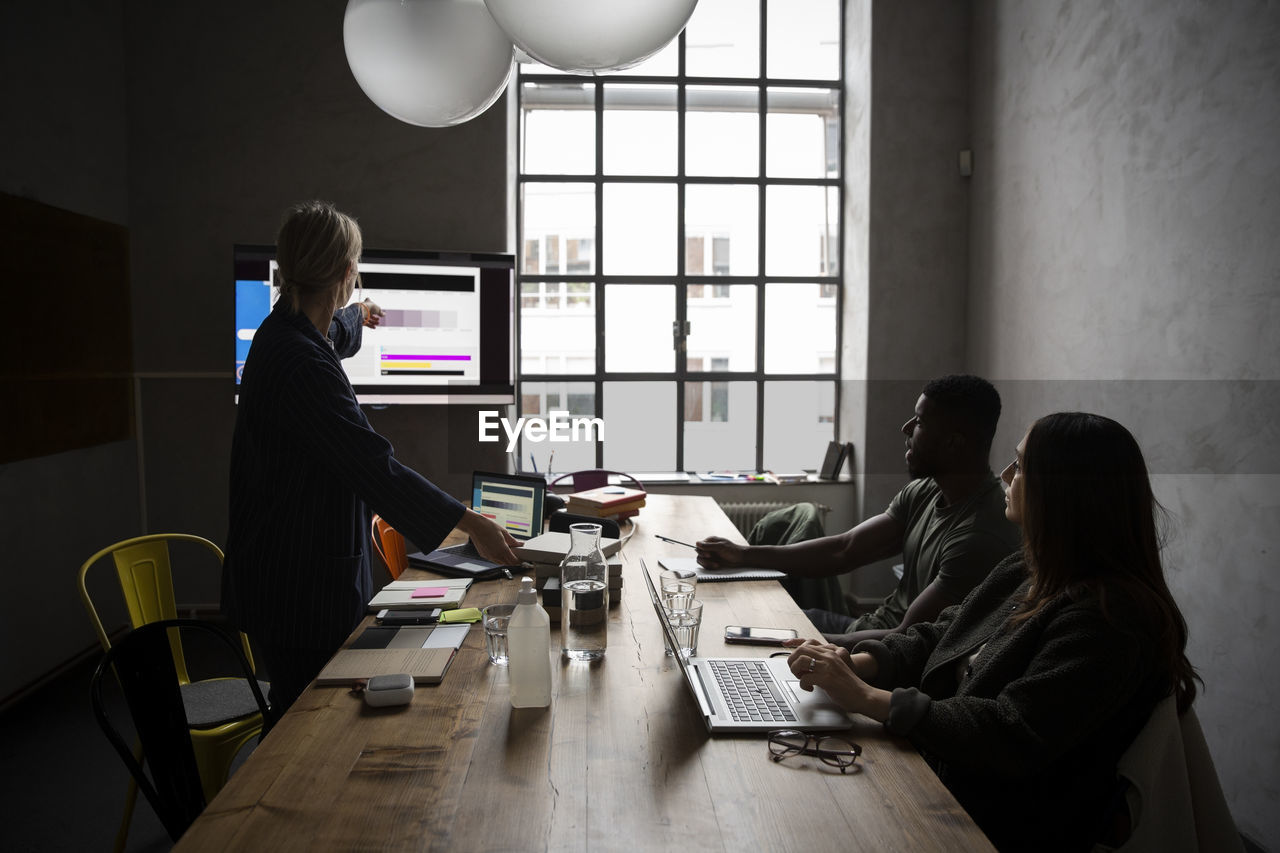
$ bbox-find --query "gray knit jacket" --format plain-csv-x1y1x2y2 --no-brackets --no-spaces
856,553,1169,852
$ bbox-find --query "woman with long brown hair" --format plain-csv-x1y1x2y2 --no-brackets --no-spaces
787,412,1198,851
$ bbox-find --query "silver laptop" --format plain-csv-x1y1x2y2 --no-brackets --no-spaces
640,559,853,734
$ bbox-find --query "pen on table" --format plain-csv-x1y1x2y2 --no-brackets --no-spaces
655,534,696,549
530,452,538,473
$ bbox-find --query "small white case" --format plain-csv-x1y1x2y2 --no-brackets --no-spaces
364,672,414,707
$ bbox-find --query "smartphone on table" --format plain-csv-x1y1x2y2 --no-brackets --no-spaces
723,625,799,646
376,608,442,625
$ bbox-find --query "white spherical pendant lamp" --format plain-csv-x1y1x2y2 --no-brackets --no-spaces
344,0,514,128
483,0,699,74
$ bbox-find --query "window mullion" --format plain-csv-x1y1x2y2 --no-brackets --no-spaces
675,29,688,471
755,0,769,473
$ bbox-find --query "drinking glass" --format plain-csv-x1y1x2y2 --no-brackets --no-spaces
663,599,703,659
482,604,515,665
659,568,698,611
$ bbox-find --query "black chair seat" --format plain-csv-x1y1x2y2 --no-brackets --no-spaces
180,679,272,728
91,619,271,842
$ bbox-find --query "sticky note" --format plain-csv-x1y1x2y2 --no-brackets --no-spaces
440,607,482,624
411,586,449,599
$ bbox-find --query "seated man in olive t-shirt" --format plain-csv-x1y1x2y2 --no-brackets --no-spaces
696,375,1021,648
835,473,1018,636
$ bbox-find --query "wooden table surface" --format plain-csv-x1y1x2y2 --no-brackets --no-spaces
176,494,993,852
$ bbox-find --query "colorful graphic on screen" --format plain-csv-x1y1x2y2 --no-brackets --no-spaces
472,481,538,538
379,349,473,376
235,280,272,383
233,245,513,404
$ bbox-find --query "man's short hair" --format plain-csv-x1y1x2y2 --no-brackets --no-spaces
922,374,1001,456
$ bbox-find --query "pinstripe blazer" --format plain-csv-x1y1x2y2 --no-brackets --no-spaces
223,302,465,649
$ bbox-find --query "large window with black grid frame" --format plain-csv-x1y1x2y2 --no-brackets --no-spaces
516,0,842,477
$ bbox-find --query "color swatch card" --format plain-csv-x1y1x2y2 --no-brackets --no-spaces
315,648,455,685
315,623,471,685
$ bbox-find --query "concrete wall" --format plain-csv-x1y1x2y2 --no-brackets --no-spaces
840,1,974,602
968,1,1280,847
0,0,510,702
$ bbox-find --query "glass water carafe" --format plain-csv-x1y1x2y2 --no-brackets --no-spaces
559,522,608,660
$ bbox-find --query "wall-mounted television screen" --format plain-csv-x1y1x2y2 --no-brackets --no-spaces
234,245,514,405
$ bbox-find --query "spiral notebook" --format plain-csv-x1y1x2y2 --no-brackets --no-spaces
367,578,473,611
657,556,785,583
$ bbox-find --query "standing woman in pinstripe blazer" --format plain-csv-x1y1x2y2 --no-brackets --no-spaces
223,200,519,724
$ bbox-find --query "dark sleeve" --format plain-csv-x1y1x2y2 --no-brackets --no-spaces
275,348,465,554
328,303,365,358
855,602,961,688
885,608,1147,778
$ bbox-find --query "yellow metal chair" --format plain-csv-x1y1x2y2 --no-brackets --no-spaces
77,533,269,852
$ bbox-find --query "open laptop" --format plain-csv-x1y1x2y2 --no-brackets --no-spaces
640,559,853,733
409,471,546,579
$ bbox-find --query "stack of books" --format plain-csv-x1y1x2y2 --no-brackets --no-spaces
515,531,625,621
565,485,647,522
764,471,810,485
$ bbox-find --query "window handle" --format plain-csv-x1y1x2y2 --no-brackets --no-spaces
672,320,691,352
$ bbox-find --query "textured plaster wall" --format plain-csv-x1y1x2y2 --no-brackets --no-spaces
839,0,871,528
969,1,1280,846
841,1,973,601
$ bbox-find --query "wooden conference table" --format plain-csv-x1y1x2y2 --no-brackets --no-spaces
176,495,992,852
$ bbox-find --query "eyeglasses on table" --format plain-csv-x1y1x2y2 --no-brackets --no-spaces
767,730,863,774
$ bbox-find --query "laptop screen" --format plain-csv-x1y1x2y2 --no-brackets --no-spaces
469,471,545,542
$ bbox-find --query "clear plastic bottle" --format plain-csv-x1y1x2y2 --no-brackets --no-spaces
508,576,552,707
559,522,608,660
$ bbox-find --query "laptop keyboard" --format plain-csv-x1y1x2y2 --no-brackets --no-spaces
445,541,484,559
709,660,796,723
